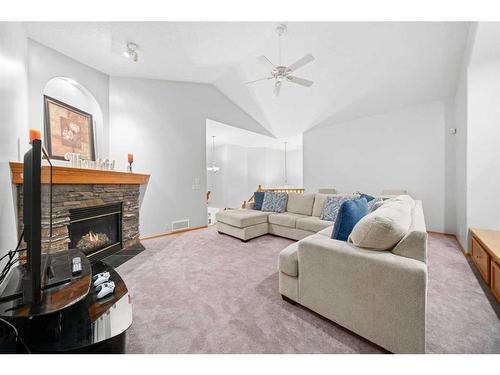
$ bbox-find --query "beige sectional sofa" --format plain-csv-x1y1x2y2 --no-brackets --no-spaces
279,196,428,354
216,192,428,354
215,192,334,242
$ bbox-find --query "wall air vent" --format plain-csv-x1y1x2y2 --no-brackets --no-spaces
171,219,190,232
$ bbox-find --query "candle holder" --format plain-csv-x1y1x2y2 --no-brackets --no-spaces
127,161,133,173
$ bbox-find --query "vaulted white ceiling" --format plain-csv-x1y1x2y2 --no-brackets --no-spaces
206,119,302,151
24,22,470,137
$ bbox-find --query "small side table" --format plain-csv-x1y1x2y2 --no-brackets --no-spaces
469,228,500,303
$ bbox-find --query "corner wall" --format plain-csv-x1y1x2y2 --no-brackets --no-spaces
27,39,110,159
467,59,500,231
0,23,28,260
109,77,271,237
303,100,456,233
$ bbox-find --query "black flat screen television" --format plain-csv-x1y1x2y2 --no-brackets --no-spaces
22,139,43,304
21,139,67,304
0,139,71,306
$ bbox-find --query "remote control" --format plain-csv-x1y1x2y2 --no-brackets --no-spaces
96,281,115,299
72,261,82,275
93,272,110,287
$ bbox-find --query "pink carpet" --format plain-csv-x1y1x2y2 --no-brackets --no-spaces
117,228,500,353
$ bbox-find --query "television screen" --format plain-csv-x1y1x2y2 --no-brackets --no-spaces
22,139,61,304
22,139,42,303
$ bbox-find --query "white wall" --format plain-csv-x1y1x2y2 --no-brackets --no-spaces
454,69,468,248
451,22,500,251
0,23,28,261
247,148,267,197
109,77,270,237
208,144,248,209
466,59,500,231
304,100,455,233
207,144,304,210
27,39,110,159
285,149,303,188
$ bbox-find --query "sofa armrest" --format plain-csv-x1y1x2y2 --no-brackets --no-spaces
392,230,428,263
297,234,427,353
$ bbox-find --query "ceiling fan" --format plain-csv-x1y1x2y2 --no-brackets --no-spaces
246,24,315,97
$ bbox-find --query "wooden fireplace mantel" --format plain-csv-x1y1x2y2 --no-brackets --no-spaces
9,162,150,185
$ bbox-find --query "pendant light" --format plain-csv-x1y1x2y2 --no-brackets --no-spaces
207,136,220,173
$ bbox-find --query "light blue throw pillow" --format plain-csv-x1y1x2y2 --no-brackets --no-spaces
261,192,287,213
320,196,356,222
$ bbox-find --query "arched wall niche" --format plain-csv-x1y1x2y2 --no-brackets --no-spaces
42,77,104,162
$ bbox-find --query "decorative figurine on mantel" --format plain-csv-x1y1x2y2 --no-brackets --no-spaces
127,153,133,173
64,152,116,171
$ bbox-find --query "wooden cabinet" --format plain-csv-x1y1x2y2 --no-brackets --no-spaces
492,261,500,302
469,228,500,303
471,237,490,283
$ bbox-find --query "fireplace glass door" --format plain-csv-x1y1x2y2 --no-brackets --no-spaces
69,203,122,257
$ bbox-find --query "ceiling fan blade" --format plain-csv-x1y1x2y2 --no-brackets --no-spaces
245,77,273,84
288,54,315,72
257,55,275,69
273,81,281,96
287,76,314,87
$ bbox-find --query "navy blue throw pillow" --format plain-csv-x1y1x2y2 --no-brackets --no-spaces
332,198,368,241
360,193,376,202
253,191,265,210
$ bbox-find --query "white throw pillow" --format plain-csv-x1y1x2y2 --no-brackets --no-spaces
349,195,414,250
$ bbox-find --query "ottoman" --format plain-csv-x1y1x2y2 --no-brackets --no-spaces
215,209,269,242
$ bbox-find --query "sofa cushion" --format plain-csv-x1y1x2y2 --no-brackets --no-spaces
296,216,333,232
215,209,269,228
392,230,428,263
349,195,414,250
278,242,299,277
360,193,376,202
253,191,265,210
286,192,315,216
314,193,360,218
381,189,407,196
367,197,384,212
320,195,359,221
261,191,287,213
318,188,337,194
386,194,416,209
317,225,335,237
312,193,331,217
332,198,369,241
268,212,307,228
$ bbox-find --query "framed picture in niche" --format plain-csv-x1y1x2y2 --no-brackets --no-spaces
44,95,96,161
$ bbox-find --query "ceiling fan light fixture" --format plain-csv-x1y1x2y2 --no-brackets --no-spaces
276,23,288,37
246,24,315,96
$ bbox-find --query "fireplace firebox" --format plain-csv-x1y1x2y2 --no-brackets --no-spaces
69,203,123,260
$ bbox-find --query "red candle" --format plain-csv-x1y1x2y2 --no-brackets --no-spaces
29,128,41,144
128,153,134,163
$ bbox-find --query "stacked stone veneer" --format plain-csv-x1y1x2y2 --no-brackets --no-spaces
17,184,140,252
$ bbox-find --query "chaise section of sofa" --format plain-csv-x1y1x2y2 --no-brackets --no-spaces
216,191,336,241
215,209,270,242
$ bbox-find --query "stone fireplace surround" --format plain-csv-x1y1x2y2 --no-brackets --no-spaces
10,162,150,258
16,184,141,256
